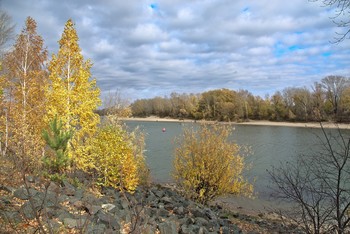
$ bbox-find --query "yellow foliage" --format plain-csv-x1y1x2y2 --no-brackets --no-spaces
81,123,148,193
173,124,253,204
2,17,48,171
45,19,101,164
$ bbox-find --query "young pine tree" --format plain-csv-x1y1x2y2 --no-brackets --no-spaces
45,19,100,167
42,116,73,180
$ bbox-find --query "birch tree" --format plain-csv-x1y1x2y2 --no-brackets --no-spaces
3,17,47,169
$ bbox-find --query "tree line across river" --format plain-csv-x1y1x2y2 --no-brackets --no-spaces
118,75,350,123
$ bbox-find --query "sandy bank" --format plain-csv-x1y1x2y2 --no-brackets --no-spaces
120,116,350,129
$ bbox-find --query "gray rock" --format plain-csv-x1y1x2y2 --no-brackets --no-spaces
75,189,84,199
120,198,129,209
158,202,165,209
157,208,169,217
20,202,36,220
82,193,98,204
25,175,35,183
154,189,165,198
231,225,242,234
198,226,209,234
158,221,178,234
47,181,60,192
58,194,69,203
174,206,185,215
14,187,38,200
179,217,194,225
20,195,44,220
191,208,206,218
0,196,11,205
0,185,15,193
221,226,230,234
144,207,157,217
146,190,157,201
87,223,106,234
1,211,23,224
195,217,209,227
102,203,116,213
160,196,172,204
46,219,62,232
62,180,76,196
142,224,158,233
45,191,59,208
189,224,200,233
86,203,101,215
73,200,84,209
219,218,230,227
57,210,75,221
63,218,79,228
204,208,216,220
45,207,59,219
180,224,193,234
97,210,120,230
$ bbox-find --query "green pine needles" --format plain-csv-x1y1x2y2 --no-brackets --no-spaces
42,115,73,179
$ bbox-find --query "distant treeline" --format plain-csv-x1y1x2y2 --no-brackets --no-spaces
129,75,350,122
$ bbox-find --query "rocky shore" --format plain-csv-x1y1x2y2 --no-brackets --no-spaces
0,177,302,233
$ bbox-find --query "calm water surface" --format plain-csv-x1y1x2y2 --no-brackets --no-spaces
124,121,348,200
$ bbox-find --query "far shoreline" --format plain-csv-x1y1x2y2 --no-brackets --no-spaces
118,116,350,129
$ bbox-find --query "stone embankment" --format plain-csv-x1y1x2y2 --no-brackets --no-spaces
0,177,301,233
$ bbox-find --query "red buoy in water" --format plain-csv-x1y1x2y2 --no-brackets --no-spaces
162,128,166,132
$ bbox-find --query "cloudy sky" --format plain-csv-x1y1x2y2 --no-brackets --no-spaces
2,0,350,101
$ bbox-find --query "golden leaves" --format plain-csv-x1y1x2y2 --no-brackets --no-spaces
173,124,253,204
2,17,48,171
82,124,144,193
46,19,101,162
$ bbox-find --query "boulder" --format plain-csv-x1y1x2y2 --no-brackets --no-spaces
158,220,178,234
96,210,120,230
13,187,38,200
63,218,79,228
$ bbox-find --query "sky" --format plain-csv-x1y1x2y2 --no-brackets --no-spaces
1,0,350,101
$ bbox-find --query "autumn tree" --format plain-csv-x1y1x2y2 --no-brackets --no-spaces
100,89,132,117
196,89,237,121
45,19,100,167
131,99,152,117
0,63,8,156
270,91,288,121
3,17,48,170
0,10,15,156
173,124,252,204
80,121,149,192
311,82,326,121
321,75,349,120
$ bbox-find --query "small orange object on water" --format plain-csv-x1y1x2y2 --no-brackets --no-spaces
162,128,166,132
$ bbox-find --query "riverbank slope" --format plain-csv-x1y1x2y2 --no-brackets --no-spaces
120,116,350,129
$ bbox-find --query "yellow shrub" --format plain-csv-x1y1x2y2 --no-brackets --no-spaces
81,124,148,193
173,124,253,204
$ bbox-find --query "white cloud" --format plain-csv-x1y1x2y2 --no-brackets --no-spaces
127,23,168,46
3,0,349,101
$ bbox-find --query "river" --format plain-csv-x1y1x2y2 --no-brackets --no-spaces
123,120,348,201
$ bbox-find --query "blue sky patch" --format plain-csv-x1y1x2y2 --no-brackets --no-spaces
322,52,331,57
150,3,158,10
288,45,301,51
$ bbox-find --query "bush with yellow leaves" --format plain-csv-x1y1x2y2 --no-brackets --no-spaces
81,122,149,193
173,123,253,204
